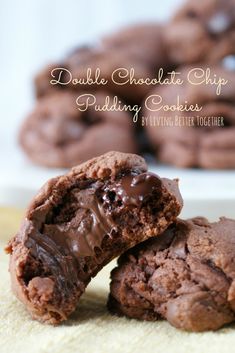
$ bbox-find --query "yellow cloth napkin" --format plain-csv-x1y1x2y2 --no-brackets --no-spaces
1,207,235,353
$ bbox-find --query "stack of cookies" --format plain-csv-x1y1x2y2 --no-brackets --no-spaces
19,0,235,169
6,151,235,331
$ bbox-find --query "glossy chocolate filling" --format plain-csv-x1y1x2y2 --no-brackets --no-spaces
23,171,164,297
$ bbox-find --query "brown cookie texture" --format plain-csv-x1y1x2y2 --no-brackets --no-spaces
19,91,138,168
35,46,154,104
108,217,235,332
164,0,235,65
102,23,170,71
34,24,170,104
144,65,235,169
34,46,93,99
66,46,154,103
34,62,64,99
6,151,183,324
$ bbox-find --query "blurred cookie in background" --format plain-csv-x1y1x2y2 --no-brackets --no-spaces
34,47,96,99
35,46,154,104
28,4,235,170
102,23,170,72
63,45,154,104
34,24,170,104
35,62,65,99
19,91,137,168
164,0,235,65
144,65,235,169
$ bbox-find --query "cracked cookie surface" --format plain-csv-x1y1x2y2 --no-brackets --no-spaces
108,217,235,331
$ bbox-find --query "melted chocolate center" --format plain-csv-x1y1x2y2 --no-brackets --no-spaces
107,172,162,207
25,171,162,290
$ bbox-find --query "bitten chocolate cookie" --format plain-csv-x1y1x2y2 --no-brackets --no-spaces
164,0,235,65
6,151,183,324
108,217,235,332
144,65,235,169
19,91,138,168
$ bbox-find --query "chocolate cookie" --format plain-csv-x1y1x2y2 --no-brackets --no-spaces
144,65,235,168
34,62,64,99
34,24,170,104
19,91,138,168
34,46,93,99
34,46,152,104
6,151,183,324
108,217,235,332
102,23,169,71
164,0,235,65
